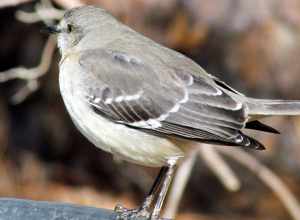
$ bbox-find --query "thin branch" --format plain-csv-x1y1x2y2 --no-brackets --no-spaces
0,0,32,8
0,35,57,104
15,0,64,24
0,35,56,80
218,148,300,220
15,7,64,23
53,0,84,9
0,0,83,10
164,145,241,218
163,148,198,219
199,146,241,192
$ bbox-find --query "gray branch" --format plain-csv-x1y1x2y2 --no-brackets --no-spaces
0,198,147,220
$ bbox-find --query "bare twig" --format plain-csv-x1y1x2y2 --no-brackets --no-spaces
0,35,57,104
53,0,84,9
199,146,241,192
0,0,32,8
1,1,60,104
0,0,84,10
165,144,300,220
164,148,198,219
218,148,300,220
164,145,241,218
16,7,64,23
15,0,64,24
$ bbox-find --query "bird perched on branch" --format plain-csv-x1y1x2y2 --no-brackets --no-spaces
46,5,300,220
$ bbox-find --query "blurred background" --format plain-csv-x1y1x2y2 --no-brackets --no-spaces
0,0,300,219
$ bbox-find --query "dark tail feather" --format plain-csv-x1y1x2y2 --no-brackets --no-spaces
245,120,280,134
236,132,266,150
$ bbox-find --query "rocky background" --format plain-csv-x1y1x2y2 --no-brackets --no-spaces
0,1,300,220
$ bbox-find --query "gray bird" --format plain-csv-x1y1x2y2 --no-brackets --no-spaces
47,5,300,220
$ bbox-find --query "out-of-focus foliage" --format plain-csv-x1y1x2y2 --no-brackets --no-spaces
0,1,300,220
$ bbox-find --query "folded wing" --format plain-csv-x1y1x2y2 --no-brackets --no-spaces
78,48,265,150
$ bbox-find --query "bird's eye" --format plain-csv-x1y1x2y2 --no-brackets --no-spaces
67,24,74,33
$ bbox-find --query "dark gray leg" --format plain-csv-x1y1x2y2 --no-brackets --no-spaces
141,166,169,210
150,159,177,220
114,166,170,220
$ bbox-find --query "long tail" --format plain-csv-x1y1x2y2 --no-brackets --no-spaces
246,98,300,116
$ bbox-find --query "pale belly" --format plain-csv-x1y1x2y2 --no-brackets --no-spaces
59,58,184,167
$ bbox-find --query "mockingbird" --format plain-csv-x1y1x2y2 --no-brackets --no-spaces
46,5,300,220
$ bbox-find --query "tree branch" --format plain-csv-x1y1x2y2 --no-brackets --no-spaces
0,0,84,10
218,148,300,220
53,0,84,9
0,0,32,8
0,35,56,104
198,146,241,192
15,6,64,23
164,145,241,218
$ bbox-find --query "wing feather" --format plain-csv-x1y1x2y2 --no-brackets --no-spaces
78,48,263,149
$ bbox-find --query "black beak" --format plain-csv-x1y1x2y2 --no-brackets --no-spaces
41,25,61,34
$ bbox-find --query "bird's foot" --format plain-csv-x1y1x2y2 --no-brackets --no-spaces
114,204,151,220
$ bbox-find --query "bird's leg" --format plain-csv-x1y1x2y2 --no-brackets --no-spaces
115,166,169,220
143,166,169,209
150,159,177,220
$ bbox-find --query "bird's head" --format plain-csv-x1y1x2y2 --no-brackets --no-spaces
45,6,116,55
